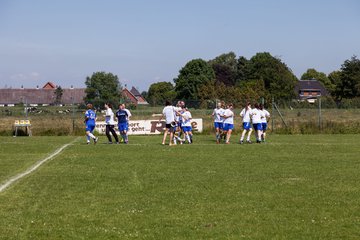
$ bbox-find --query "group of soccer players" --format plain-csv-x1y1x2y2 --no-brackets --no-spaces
159,100,193,146
84,100,270,145
212,101,270,144
84,103,132,144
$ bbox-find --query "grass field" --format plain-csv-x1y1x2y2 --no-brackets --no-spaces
1,106,360,135
1,135,360,239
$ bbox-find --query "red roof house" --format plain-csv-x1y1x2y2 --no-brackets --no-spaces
42,82,56,89
0,83,86,105
122,86,148,105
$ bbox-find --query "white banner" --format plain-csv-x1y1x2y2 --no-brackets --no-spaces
95,119,203,135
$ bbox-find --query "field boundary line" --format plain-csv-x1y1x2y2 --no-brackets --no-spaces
0,137,80,193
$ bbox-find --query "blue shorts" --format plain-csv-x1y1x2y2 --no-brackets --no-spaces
223,123,234,131
262,123,268,131
86,124,95,132
118,122,128,132
214,122,223,129
243,122,252,130
253,123,263,131
182,126,192,132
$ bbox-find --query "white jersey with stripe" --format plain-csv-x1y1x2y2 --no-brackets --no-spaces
223,109,234,124
240,107,252,123
105,108,116,125
251,108,264,124
181,111,192,127
213,108,225,123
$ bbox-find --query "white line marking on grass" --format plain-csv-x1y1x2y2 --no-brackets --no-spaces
0,138,79,193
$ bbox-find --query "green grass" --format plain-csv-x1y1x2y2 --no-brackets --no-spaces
0,136,75,183
1,135,360,239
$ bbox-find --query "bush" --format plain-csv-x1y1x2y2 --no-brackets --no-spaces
337,97,360,109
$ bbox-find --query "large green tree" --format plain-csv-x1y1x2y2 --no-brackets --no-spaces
147,82,176,106
198,79,266,108
245,52,298,99
236,56,249,84
209,52,238,86
328,70,342,98
211,63,237,86
301,68,334,93
84,71,122,108
336,56,360,99
209,52,238,71
174,59,215,100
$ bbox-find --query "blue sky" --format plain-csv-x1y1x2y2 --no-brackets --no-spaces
0,0,359,91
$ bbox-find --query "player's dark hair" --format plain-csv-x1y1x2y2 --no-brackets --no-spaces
244,102,251,112
259,103,264,110
254,103,259,109
221,101,225,108
165,100,171,106
106,103,112,109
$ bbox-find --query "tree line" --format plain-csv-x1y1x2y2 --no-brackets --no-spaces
144,52,360,108
83,52,360,108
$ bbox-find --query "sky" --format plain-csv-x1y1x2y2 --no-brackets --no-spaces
0,0,359,91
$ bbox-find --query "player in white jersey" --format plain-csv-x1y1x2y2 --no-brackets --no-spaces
104,103,119,144
212,102,225,144
260,104,270,142
173,101,185,144
180,107,193,144
222,103,234,144
251,103,265,143
239,102,253,144
159,100,177,146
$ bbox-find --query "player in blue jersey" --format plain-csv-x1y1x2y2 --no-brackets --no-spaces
84,103,98,144
116,103,131,144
